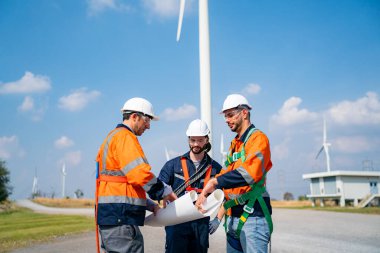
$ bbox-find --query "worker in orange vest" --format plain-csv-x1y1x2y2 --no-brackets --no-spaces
196,94,273,253
95,97,177,253
158,119,222,253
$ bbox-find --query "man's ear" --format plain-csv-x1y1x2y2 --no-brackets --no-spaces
131,113,139,121
242,109,249,119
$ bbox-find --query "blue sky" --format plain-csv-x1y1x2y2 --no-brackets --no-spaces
1,0,379,200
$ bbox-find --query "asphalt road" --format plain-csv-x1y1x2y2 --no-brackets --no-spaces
13,200,380,253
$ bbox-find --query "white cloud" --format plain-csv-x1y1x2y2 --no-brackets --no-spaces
328,92,380,126
333,136,373,154
17,96,48,121
0,135,23,159
87,0,132,16
55,136,75,149
271,97,318,126
0,72,51,94
242,83,261,95
18,96,34,112
142,0,181,18
161,104,197,121
272,137,291,160
58,88,101,112
61,151,82,166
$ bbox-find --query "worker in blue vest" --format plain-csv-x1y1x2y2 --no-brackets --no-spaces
158,119,222,253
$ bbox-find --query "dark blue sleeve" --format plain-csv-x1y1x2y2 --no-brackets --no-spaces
212,160,222,175
148,160,175,200
217,170,248,189
147,179,165,200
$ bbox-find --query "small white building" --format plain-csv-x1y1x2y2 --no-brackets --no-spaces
302,170,380,207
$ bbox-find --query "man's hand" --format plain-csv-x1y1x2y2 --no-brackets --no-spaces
195,178,218,212
146,199,160,215
209,217,221,234
163,192,177,208
152,204,160,216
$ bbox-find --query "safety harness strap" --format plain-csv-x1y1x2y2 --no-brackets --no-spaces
222,127,273,238
223,177,273,237
224,127,257,167
177,157,212,194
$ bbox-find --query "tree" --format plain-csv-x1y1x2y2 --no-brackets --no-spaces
283,192,294,201
298,195,308,201
0,160,12,202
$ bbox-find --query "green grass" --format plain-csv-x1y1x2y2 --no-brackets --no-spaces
0,207,94,252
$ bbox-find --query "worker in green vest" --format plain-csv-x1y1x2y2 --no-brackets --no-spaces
196,94,273,253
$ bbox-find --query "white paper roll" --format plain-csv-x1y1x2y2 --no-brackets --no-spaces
144,189,224,227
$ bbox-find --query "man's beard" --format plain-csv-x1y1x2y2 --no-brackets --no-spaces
190,145,204,155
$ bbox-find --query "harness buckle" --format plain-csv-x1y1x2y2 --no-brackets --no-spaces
236,196,246,205
232,152,239,161
243,204,254,214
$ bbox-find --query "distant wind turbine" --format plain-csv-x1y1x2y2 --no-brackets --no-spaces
315,118,331,172
61,163,67,198
220,134,227,165
165,146,170,161
32,168,38,197
176,0,213,157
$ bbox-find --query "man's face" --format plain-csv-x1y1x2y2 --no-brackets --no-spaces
132,113,151,136
188,136,208,154
223,108,243,132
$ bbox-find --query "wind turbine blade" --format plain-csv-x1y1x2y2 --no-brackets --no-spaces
315,146,324,159
323,117,327,143
165,147,170,161
220,134,224,154
176,0,186,41
62,163,66,175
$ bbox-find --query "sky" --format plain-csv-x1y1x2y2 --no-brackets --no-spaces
1,0,380,200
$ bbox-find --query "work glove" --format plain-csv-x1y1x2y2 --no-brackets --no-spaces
209,217,221,235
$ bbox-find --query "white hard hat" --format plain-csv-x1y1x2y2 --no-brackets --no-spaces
186,119,210,137
221,94,252,113
121,97,159,121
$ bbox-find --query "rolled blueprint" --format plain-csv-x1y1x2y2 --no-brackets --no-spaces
144,189,224,227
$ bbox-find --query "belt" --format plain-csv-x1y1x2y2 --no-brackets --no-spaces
230,196,272,217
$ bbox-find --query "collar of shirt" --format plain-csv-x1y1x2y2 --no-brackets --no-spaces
116,123,133,133
235,124,256,142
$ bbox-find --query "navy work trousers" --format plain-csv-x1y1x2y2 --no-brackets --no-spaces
165,218,209,253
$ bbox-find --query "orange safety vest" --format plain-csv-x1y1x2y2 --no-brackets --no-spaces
181,157,212,193
95,125,158,253
216,128,272,215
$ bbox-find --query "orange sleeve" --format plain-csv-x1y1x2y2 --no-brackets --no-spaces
242,131,272,183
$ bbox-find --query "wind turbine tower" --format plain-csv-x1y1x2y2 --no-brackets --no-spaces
177,0,213,157
315,118,331,172
32,168,38,197
61,163,67,198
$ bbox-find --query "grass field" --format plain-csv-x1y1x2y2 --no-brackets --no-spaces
32,197,94,208
0,204,94,253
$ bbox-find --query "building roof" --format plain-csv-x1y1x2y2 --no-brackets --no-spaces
302,170,380,179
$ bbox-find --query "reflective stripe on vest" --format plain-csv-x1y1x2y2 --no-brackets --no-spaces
98,195,146,206
181,157,212,193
